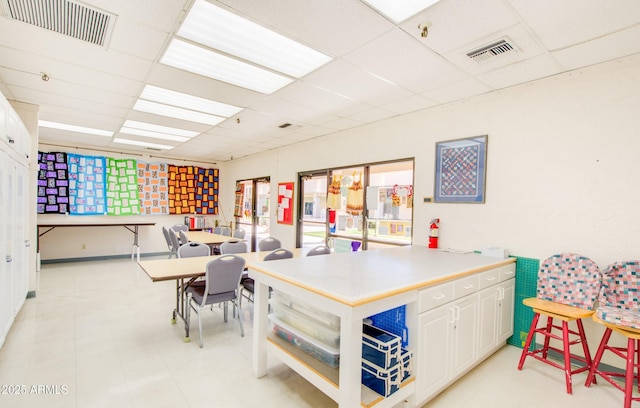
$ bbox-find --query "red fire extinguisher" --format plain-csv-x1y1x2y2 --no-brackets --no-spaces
428,218,440,249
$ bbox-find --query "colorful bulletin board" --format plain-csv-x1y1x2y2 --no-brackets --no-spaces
67,154,107,215
37,152,69,214
106,158,140,215
277,182,294,225
168,165,219,215
137,162,169,215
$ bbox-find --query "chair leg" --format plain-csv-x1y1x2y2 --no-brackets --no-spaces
236,300,244,337
562,321,573,394
197,306,203,348
585,328,612,387
518,312,540,370
576,319,595,384
542,316,554,360
624,337,638,408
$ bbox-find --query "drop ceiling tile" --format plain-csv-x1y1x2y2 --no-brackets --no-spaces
552,25,640,71
276,81,369,117
476,54,563,89
401,0,519,54
302,59,413,106
424,77,493,104
343,29,468,93
215,0,394,57
508,0,640,50
378,94,438,115
347,106,397,123
108,17,170,61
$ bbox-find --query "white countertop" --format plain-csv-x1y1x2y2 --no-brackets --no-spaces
249,246,514,306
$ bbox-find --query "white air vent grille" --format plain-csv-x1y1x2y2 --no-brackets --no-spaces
466,39,516,63
3,0,115,46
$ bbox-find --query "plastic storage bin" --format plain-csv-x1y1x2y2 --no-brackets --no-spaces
362,323,401,369
361,358,402,397
400,348,412,382
271,292,340,330
270,296,340,348
269,314,340,368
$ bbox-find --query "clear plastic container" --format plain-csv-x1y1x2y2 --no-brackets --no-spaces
271,292,340,330
270,297,340,348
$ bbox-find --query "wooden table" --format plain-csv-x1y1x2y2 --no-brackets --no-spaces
37,222,156,262
248,246,514,408
138,248,309,341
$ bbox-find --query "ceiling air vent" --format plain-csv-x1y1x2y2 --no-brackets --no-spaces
2,0,116,47
466,38,516,63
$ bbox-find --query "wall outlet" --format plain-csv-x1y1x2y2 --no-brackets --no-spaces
423,197,432,203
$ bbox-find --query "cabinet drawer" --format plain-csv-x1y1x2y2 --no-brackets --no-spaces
454,275,480,298
499,264,516,282
419,282,454,313
478,269,499,289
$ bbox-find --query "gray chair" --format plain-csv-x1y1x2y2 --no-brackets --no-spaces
241,248,293,306
258,237,281,252
179,230,190,246
162,226,178,258
186,255,246,347
220,226,231,236
177,241,210,258
169,228,181,256
172,224,188,232
306,245,331,256
213,226,222,234
220,240,248,254
232,228,246,239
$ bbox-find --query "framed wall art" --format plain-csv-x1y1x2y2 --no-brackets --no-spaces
434,135,487,203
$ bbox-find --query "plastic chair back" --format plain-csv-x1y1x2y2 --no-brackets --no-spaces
172,224,188,232
162,226,173,250
221,227,231,236
206,255,246,296
537,253,601,309
178,242,210,258
258,237,281,252
233,228,246,239
179,230,189,245
306,245,331,256
263,248,293,261
220,240,248,254
169,229,180,253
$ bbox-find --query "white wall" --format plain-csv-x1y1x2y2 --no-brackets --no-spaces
222,53,640,268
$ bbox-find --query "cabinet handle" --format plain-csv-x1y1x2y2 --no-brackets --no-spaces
497,287,505,302
485,276,496,282
25,240,31,247
463,284,474,290
6,135,15,144
6,255,12,263
432,294,445,300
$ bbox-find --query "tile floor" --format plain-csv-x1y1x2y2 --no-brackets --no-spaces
0,257,633,408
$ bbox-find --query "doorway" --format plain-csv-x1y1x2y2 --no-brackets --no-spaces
234,177,270,252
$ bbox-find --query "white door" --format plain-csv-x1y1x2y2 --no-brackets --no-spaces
0,150,15,345
13,163,28,313
477,286,500,359
450,295,478,378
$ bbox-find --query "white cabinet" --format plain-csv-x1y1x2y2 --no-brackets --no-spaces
416,263,516,406
0,93,31,349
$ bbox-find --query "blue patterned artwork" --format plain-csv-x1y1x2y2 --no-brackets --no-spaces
434,135,487,203
67,154,107,215
37,151,69,214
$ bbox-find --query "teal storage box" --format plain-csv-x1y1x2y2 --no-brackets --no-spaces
361,358,402,397
362,323,401,369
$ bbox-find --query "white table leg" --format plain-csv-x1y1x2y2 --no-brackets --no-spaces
338,311,362,407
252,280,270,378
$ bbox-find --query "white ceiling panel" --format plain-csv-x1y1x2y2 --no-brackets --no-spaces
344,29,468,93
508,0,640,50
401,0,519,54
0,0,638,161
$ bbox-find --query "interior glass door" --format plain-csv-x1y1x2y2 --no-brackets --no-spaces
298,172,328,248
234,177,270,252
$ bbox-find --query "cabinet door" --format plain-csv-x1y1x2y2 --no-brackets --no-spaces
498,279,515,342
477,286,499,359
417,305,452,403
13,164,28,313
450,295,478,378
0,150,15,346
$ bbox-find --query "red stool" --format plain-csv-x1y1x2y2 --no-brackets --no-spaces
585,260,640,408
517,253,602,394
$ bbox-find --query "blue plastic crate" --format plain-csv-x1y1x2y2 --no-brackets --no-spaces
400,348,412,382
361,358,402,397
362,323,401,369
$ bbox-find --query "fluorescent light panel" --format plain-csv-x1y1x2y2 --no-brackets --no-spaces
161,39,293,94
112,138,173,150
179,0,331,78
38,120,113,137
119,127,189,143
362,0,442,23
121,120,199,138
133,99,226,126
139,85,243,118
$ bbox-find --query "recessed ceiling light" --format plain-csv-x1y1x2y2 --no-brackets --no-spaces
38,120,113,137
139,85,243,118
112,138,173,150
362,0,442,23
119,127,190,143
161,38,294,94
178,0,331,78
133,99,226,126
